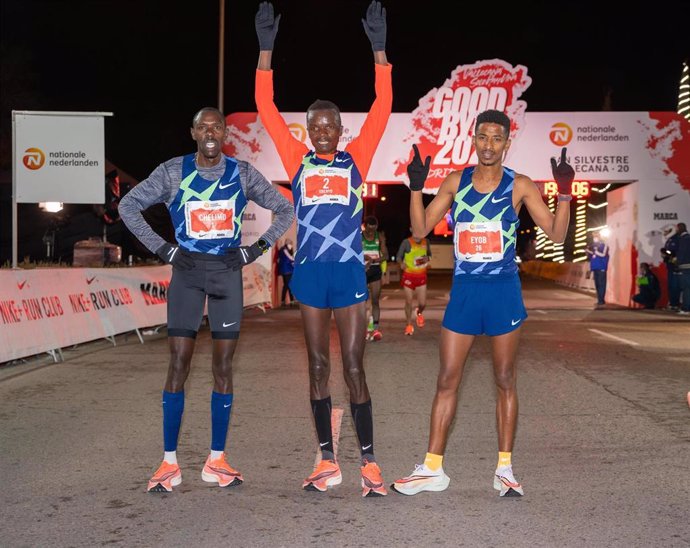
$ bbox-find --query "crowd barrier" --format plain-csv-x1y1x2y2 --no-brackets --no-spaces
520,260,595,292
0,263,271,364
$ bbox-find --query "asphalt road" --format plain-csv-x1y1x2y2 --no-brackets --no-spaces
1,274,689,547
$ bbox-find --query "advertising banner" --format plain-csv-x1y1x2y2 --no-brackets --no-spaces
0,266,170,363
13,112,109,203
240,201,274,308
224,60,690,194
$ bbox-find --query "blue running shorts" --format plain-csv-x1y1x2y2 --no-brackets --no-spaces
442,274,527,336
290,262,368,309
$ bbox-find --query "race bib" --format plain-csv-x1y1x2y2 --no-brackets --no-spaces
184,199,235,240
454,221,503,262
364,251,381,263
414,255,428,267
301,166,351,206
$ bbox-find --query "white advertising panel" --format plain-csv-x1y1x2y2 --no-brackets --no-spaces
240,200,274,307
0,266,170,363
14,112,107,203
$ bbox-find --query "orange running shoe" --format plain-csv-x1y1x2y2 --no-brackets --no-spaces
361,460,387,497
416,310,425,328
371,329,383,341
147,460,182,493
303,459,342,492
201,453,243,487
404,324,414,336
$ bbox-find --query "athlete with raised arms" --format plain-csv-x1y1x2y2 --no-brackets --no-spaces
254,1,391,496
392,110,574,497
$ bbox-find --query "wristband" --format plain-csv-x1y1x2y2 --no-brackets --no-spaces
557,194,573,202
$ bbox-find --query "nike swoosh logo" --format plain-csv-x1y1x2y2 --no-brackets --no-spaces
511,319,521,326
653,193,675,202
222,322,237,327
334,157,348,163
17,280,27,290
223,403,232,408
355,292,366,298
362,444,372,451
86,276,96,284
491,196,509,203
319,442,329,447
219,182,234,189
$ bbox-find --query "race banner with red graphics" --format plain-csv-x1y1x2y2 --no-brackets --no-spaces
241,200,274,308
390,59,531,191
0,266,170,363
224,59,690,194
225,109,690,192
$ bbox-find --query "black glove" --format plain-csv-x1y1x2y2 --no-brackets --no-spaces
550,147,575,195
255,1,281,51
156,243,194,271
239,240,267,267
222,248,242,271
407,144,431,191
362,0,386,52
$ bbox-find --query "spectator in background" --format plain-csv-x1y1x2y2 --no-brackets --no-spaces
586,231,609,308
660,224,682,310
675,223,690,315
278,238,296,307
632,262,660,309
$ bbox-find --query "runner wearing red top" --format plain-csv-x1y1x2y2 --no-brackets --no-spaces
254,1,392,497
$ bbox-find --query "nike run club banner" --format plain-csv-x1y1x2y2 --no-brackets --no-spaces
0,266,170,363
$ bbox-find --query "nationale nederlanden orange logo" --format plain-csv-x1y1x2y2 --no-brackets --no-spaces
23,147,45,169
288,123,306,142
549,123,572,146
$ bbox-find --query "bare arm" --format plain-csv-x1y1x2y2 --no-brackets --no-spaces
515,175,570,244
410,172,460,239
379,231,389,261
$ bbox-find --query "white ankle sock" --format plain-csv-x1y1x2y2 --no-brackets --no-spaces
210,450,223,460
164,451,177,465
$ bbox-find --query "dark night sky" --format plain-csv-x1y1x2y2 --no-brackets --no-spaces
0,0,688,262
2,0,688,180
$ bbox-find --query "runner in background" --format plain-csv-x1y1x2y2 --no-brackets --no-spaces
397,231,431,335
362,215,388,341
254,1,392,497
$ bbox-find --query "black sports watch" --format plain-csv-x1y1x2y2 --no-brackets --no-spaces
257,238,270,254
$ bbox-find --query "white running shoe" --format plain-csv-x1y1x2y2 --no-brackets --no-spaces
391,463,450,495
494,465,524,497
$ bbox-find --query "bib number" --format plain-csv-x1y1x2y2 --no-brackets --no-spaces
454,221,504,262
301,166,351,206
184,199,235,240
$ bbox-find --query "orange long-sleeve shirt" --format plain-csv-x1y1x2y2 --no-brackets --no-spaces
255,63,393,183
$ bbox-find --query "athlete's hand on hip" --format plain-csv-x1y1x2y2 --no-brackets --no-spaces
222,248,242,271
362,0,386,52
156,243,194,271
239,242,264,267
255,1,281,51
550,147,575,195
407,144,431,192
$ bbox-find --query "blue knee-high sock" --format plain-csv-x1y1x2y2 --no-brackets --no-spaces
162,390,185,452
211,392,234,452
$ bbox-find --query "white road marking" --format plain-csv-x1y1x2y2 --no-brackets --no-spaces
533,309,548,315
588,328,640,347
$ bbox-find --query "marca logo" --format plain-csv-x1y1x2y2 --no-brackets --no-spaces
289,123,306,142
23,148,45,170
549,123,572,146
